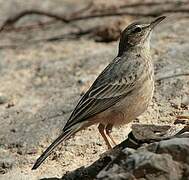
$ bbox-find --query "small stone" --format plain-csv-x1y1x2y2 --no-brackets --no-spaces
6,102,15,108
27,148,37,155
0,156,15,174
77,79,83,85
181,96,189,109
0,95,8,104
10,129,16,133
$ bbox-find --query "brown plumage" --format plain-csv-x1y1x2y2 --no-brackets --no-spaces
32,16,166,170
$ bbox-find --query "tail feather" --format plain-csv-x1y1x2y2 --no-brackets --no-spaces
32,130,74,170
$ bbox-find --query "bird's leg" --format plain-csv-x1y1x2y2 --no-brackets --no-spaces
105,124,117,146
98,123,113,149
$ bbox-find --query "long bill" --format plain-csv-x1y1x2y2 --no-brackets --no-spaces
149,16,166,29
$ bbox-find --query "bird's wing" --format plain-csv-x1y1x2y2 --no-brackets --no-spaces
63,56,140,131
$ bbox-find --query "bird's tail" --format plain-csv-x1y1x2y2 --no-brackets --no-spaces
31,128,78,170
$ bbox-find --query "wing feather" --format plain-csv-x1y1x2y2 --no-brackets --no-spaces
63,56,142,131
64,82,134,131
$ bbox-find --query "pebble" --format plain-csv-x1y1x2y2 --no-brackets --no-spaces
0,95,8,104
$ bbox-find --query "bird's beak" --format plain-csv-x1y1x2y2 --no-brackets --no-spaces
149,16,166,29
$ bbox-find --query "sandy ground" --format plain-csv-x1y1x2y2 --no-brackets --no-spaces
0,1,188,179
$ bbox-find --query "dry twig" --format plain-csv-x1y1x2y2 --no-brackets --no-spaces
1,1,189,33
156,69,189,81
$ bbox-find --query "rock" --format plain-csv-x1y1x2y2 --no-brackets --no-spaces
97,150,182,180
149,138,189,164
62,125,189,180
63,137,189,180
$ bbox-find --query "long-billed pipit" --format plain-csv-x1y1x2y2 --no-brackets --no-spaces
32,16,166,170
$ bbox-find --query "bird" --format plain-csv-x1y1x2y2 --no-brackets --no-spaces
32,16,166,170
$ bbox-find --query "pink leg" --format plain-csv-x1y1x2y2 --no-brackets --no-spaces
105,124,117,146
98,123,113,149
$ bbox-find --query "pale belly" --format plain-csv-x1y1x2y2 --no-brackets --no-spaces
93,78,154,126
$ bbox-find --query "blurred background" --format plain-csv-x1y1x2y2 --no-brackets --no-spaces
0,0,188,179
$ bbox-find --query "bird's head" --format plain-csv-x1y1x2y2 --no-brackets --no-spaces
118,16,166,55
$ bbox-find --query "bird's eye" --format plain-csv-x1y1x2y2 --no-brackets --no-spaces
133,27,142,33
